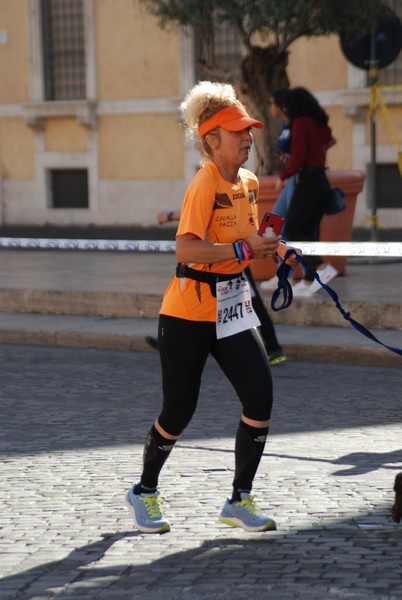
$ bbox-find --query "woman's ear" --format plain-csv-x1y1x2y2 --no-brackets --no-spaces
205,131,220,150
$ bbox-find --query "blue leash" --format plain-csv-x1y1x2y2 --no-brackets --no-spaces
271,249,402,357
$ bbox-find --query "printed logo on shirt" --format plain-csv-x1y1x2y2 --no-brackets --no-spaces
232,191,246,201
215,214,237,227
213,193,233,209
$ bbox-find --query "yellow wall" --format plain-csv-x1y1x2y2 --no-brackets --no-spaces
367,105,402,145
45,119,88,152
287,35,348,90
324,107,353,170
98,114,183,179
287,36,354,172
0,0,29,103
0,118,35,179
96,0,180,99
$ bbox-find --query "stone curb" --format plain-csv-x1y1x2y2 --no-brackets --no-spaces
1,328,401,368
1,288,402,330
0,288,163,319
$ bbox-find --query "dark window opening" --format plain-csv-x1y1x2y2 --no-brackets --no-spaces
376,163,402,208
379,53,402,84
41,0,86,100
50,169,89,209
194,22,242,82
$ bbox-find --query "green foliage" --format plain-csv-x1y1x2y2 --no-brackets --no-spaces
139,0,402,174
139,0,215,31
140,0,398,48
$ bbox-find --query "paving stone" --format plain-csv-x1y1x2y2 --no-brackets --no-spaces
0,346,401,600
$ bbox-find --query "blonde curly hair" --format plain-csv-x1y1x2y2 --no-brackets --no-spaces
179,81,241,141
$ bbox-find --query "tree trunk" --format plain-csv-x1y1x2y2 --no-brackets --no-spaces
239,46,290,176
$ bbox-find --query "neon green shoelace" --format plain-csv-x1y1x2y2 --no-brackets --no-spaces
239,495,261,514
141,495,164,519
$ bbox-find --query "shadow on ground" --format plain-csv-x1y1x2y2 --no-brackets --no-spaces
1,511,400,600
1,345,401,456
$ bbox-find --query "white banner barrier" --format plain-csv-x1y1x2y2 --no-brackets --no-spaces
285,242,402,257
0,238,402,257
0,238,177,253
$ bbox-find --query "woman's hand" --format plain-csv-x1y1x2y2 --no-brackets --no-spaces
247,231,281,259
157,211,169,225
276,243,302,268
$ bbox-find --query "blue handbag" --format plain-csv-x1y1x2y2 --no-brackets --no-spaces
326,187,346,215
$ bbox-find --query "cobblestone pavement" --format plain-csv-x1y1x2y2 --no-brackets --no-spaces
0,345,401,600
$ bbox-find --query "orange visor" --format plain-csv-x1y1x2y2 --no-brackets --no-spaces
198,105,264,137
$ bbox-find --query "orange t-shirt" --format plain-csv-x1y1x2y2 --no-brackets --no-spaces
160,161,259,322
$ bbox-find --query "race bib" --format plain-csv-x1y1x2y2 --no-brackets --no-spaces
216,276,261,339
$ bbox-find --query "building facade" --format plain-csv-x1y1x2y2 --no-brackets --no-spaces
0,0,401,229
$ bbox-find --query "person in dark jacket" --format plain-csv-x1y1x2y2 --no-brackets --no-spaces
276,87,338,297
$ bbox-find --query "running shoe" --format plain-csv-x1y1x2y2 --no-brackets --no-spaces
268,348,287,366
219,493,277,532
292,279,315,297
259,277,279,291
145,336,159,351
392,472,402,523
125,486,170,533
316,263,338,285
292,264,338,297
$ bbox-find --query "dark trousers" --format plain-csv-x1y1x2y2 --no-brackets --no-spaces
157,315,273,437
284,168,330,281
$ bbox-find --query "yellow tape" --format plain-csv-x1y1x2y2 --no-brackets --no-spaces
365,214,384,229
374,85,402,167
376,88,400,148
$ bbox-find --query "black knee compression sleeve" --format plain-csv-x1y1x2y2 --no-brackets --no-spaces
138,425,176,492
232,420,269,501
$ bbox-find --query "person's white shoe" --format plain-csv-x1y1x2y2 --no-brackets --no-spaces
260,277,279,291
291,280,313,297
316,263,338,286
301,278,322,296
293,264,338,298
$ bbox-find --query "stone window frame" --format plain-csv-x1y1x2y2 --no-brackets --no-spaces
23,0,97,130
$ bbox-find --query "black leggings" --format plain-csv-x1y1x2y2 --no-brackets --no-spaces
245,267,280,353
284,168,330,280
157,315,273,437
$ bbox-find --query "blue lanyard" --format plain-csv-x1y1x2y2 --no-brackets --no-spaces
271,250,402,357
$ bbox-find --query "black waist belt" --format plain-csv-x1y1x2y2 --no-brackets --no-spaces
176,264,244,297
300,165,326,173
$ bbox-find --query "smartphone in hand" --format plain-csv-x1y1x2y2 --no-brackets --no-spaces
258,212,284,237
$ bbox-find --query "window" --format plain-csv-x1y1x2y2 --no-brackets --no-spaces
41,0,86,100
376,163,402,208
194,22,243,82
49,169,89,208
379,52,402,84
